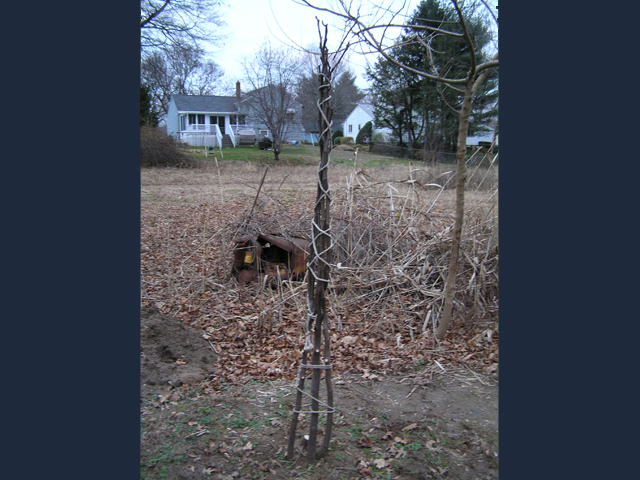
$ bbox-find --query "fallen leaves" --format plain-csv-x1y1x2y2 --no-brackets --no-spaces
373,458,389,469
402,422,418,432
357,436,372,448
141,181,499,392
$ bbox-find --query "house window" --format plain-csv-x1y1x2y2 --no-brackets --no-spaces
230,115,247,125
348,125,353,133
286,108,295,122
188,114,205,125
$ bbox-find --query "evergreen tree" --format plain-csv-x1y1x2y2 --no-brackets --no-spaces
356,121,373,144
366,56,424,148
296,67,364,130
366,0,497,152
140,84,159,127
332,70,365,121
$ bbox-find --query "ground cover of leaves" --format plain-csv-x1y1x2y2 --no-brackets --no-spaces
141,154,498,479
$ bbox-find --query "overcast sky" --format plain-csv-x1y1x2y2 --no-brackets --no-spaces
211,0,498,91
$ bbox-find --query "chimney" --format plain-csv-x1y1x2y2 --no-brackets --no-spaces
236,81,241,103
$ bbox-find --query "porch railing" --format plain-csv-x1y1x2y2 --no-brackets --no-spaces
227,125,236,147
177,131,219,148
184,124,215,132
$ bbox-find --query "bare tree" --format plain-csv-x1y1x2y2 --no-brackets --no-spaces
141,44,226,121
140,0,224,50
241,41,304,161
297,0,499,339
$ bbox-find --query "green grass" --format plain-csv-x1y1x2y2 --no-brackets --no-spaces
228,410,264,429
185,143,419,169
345,424,363,439
144,445,187,469
188,144,315,165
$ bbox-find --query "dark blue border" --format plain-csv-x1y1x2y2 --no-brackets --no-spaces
500,3,636,478
4,3,141,478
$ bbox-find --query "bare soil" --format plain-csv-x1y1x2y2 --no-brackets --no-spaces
141,307,498,480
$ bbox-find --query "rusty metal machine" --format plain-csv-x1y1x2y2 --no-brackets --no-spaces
231,234,310,284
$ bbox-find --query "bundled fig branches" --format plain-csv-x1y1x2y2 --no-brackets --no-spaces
287,24,336,462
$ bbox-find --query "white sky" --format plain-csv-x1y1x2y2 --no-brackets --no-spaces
210,0,498,91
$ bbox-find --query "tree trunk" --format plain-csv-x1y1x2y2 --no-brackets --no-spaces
273,137,281,161
286,28,334,462
435,78,474,340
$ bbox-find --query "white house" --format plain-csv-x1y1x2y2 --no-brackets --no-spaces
466,118,499,148
344,103,498,148
342,104,392,143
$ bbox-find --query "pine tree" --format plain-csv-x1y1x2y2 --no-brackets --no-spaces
140,85,159,127
296,68,364,130
366,0,497,153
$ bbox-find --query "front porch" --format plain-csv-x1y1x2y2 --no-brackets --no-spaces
176,131,234,148
176,114,251,147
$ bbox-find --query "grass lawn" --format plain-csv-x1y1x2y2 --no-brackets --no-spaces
182,143,416,169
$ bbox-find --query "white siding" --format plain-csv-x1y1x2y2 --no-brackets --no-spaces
343,105,373,141
166,98,179,137
343,104,392,142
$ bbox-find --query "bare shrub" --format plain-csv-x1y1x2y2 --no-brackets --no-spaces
140,127,198,168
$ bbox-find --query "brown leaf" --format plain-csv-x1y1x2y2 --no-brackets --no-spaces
358,437,372,448
341,335,358,345
402,422,418,431
374,458,389,469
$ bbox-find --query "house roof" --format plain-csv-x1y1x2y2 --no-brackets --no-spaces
302,117,346,133
344,103,374,120
358,104,374,118
172,94,238,113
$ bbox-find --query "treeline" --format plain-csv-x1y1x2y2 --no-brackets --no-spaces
366,0,498,153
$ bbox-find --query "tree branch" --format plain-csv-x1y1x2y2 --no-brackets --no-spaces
140,0,171,28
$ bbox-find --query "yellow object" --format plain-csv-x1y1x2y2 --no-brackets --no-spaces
244,251,253,264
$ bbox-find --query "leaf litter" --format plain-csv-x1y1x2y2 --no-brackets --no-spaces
140,158,499,479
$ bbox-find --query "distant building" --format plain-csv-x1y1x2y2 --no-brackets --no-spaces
342,104,392,142
165,82,305,147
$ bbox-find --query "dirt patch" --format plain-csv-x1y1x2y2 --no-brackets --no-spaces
141,308,498,479
141,307,218,400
